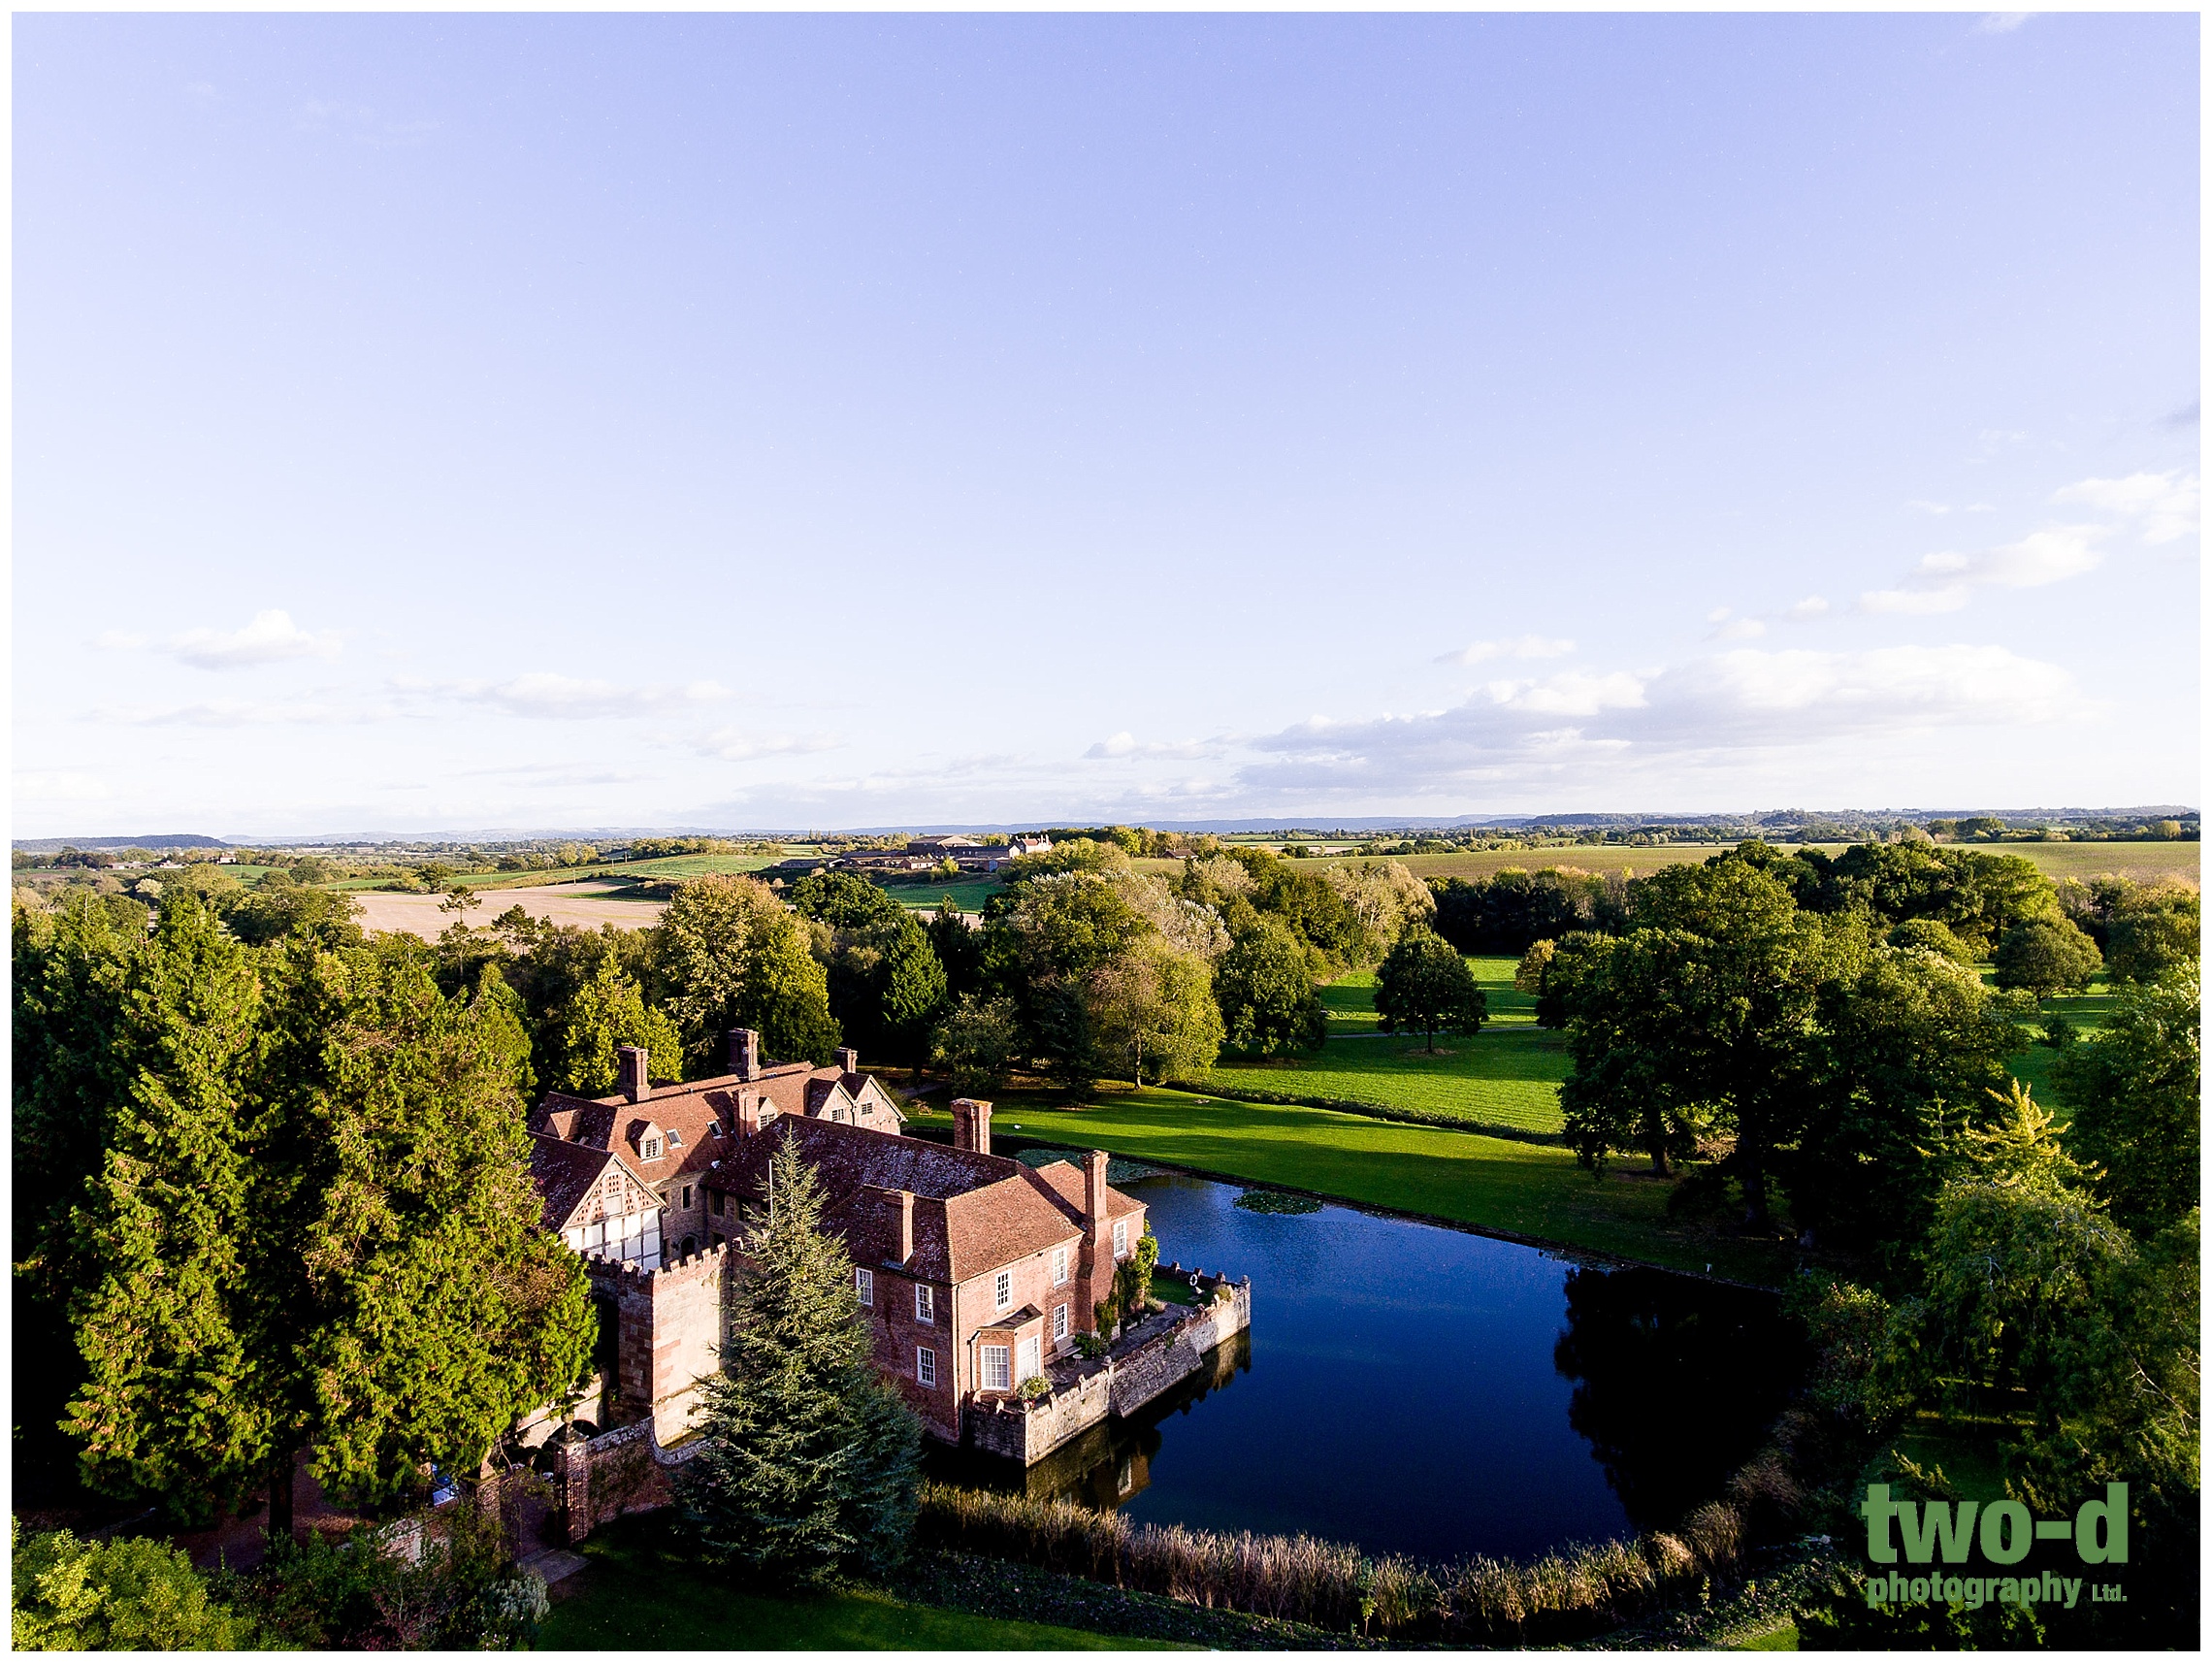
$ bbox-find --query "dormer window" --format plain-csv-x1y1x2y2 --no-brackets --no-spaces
642,1136,662,1160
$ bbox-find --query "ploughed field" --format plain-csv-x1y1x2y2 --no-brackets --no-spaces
345,884,666,937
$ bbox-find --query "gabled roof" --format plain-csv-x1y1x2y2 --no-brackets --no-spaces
528,1133,657,1233
702,1118,1144,1285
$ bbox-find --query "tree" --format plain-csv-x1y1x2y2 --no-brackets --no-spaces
785,868,908,932
1787,945,2017,1260
1088,936,1224,1087
654,874,786,1067
1575,861,1842,1226
676,1132,921,1583
926,897,984,999
1557,931,1708,1177
734,909,842,1065
1513,937,1567,1027
1883,918,1975,965
56,897,272,1520
2106,882,2200,983
2057,967,2200,1236
930,995,1023,1097
877,913,949,1077
552,959,684,1094
1373,928,1485,1054
1215,920,1328,1057
49,911,596,1539
270,947,596,1516
1993,914,2102,1000
12,1524,260,1649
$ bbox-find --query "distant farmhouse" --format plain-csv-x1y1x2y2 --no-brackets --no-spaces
525,1026,1247,1466
833,832,1052,877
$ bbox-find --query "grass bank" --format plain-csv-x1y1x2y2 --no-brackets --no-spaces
536,1515,1170,1649
908,1088,1793,1285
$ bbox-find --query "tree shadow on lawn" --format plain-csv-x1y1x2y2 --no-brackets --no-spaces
1217,1027,1570,1087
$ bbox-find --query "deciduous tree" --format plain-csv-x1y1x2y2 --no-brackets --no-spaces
1215,920,1329,1057
2057,967,2200,1235
1993,913,2102,999
1373,928,1486,1054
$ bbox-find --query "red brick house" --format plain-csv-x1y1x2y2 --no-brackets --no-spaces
699,1099,1147,1442
525,1029,1152,1445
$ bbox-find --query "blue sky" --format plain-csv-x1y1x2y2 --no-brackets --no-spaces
14,13,2198,837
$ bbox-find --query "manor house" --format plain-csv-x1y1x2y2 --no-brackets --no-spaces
525,1029,1182,1453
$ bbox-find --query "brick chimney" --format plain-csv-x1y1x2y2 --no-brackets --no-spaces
617,1045,649,1104
951,1097,992,1156
835,1046,861,1076
891,1189,915,1263
728,1028,761,1081
734,1089,763,1138
1083,1148,1109,1227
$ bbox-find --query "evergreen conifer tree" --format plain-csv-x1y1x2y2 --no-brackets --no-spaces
677,1132,920,1584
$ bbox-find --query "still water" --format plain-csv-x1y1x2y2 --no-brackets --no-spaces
933,1167,1804,1564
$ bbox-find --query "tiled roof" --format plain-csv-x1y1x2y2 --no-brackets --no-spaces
702,1118,1141,1285
532,1085,742,1186
1028,1158,1146,1222
529,1134,615,1232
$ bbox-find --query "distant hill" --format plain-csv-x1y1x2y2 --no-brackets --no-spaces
13,833,231,853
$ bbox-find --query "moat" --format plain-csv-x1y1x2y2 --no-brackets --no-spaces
930,1164,1805,1564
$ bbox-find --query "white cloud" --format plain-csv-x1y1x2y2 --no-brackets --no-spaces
1976,12,2033,32
1084,732,1223,761
696,728,842,762
1240,642,2081,799
1783,596,1830,620
89,697,399,727
91,630,148,651
1480,669,1648,717
14,770,112,801
1433,635,1575,667
1712,617,1768,640
2053,470,2199,543
1860,525,2107,613
425,673,733,720
170,609,342,669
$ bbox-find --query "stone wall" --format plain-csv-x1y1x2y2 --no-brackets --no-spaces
560,1418,704,1544
587,1240,733,1442
964,1274,1252,1464
1110,1270,1251,1418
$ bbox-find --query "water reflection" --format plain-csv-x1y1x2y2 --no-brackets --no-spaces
933,1162,1802,1563
1552,1265,1806,1532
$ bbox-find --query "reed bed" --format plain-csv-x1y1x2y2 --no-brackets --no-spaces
918,1432,1797,1645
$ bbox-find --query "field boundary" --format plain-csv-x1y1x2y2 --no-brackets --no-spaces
1168,1077,1568,1146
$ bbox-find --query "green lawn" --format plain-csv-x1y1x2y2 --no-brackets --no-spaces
1203,951,2119,1142
913,1088,1793,1285
537,1519,1168,1650
1997,978,2118,1122
1201,957,1568,1134
884,876,1005,916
